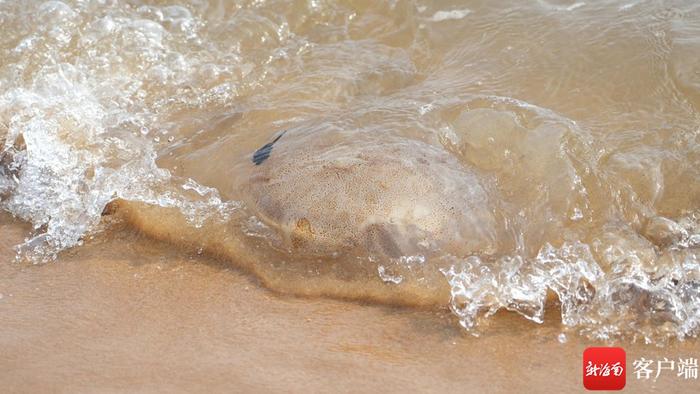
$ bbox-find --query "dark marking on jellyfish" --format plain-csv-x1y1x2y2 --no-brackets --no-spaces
252,131,287,165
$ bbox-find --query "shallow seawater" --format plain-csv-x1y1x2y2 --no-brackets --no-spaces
0,0,698,344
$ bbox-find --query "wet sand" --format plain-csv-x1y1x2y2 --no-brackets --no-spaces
1,212,697,393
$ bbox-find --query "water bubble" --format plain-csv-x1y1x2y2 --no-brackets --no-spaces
37,1,76,25
419,103,434,115
378,265,403,284
570,207,583,221
400,255,426,265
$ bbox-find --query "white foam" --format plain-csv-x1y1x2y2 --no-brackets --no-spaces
430,9,472,22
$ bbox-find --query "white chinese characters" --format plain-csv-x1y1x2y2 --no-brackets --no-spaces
585,361,624,377
632,357,698,380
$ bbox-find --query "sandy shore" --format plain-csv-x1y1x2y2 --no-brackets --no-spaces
0,212,697,393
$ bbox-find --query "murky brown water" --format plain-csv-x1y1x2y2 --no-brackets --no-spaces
1,0,699,350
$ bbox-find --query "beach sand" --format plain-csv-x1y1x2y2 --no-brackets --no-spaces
1,212,698,393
